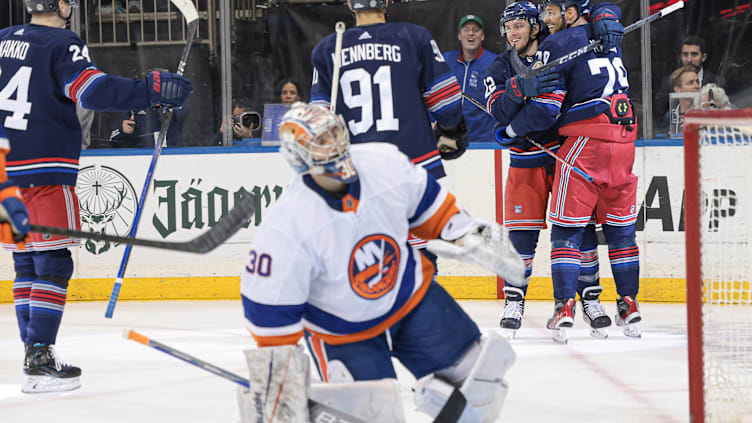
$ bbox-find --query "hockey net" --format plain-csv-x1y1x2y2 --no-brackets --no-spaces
684,108,752,423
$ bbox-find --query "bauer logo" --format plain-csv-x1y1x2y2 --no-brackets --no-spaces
76,165,138,255
348,234,400,300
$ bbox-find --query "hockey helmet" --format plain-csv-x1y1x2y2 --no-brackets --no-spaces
25,0,78,14
500,2,540,38
279,102,357,183
348,0,388,12
541,0,590,17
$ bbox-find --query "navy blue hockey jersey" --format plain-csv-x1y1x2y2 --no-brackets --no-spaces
310,22,463,178
0,24,153,187
484,48,562,169
502,23,631,139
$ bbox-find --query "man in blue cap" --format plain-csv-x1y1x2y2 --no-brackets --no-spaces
443,15,498,143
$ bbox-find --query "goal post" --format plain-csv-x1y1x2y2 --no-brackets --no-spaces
684,108,752,423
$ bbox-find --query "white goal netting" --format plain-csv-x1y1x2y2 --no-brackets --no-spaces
696,123,752,422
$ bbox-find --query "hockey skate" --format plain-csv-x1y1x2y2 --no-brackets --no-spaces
615,296,642,338
499,286,525,339
581,286,612,339
22,344,82,393
546,298,575,344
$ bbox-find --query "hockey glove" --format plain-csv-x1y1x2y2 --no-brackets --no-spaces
146,71,193,108
0,180,30,249
493,125,516,146
426,212,526,285
504,70,559,104
591,7,624,54
435,117,469,160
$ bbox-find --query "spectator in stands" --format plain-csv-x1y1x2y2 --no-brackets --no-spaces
664,64,701,134
678,35,726,87
278,78,302,104
700,83,733,110
218,100,260,144
655,35,727,126
109,107,186,148
443,14,497,143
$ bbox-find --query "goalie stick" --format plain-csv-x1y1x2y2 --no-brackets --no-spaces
510,1,685,78
106,0,200,318
124,328,469,423
461,92,595,183
30,194,255,254
123,329,369,423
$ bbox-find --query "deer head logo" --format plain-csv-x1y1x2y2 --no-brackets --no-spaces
77,165,137,255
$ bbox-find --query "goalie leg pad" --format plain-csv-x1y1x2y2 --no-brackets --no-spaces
414,331,515,423
237,345,310,423
309,379,406,423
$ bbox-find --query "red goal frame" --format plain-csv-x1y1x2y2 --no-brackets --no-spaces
683,108,752,423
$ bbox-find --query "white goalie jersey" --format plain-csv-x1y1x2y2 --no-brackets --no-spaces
241,143,459,347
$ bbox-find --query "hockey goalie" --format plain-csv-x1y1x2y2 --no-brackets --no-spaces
238,102,524,422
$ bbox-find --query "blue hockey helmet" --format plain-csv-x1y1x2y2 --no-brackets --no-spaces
541,0,590,17
348,0,388,11
500,2,540,38
25,0,78,14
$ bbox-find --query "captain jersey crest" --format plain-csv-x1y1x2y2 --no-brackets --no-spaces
348,234,401,300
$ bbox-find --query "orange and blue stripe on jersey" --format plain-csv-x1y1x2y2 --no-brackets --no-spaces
408,174,458,240
244,247,435,347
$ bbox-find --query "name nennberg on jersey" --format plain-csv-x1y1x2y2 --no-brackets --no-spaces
0,40,30,60
334,43,402,66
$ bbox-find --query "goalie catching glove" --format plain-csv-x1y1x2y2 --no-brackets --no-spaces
426,211,526,285
435,118,468,160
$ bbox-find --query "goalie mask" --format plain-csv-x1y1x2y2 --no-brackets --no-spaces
279,102,357,183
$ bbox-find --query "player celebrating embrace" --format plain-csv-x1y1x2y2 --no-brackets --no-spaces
496,0,640,342
241,102,523,421
0,0,192,393
310,0,467,177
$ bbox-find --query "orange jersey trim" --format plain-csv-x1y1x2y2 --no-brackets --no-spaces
249,329,304,347
410,193,459,240
0,147,7,183
307,253,435,346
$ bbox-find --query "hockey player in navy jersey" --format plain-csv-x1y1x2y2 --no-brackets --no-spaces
0,0,192,392
495,0,641,341
240,102,523,421
485,2,613,339
310,0,467,179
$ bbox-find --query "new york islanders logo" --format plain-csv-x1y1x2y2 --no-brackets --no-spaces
348,234,401,300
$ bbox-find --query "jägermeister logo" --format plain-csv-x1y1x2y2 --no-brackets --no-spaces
77,165,138,255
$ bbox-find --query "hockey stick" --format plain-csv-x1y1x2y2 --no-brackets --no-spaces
123,329,368,423
106,0,199,318
510,1,685,78
30,194,255,254
329,21,346,112
461,92,594,183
